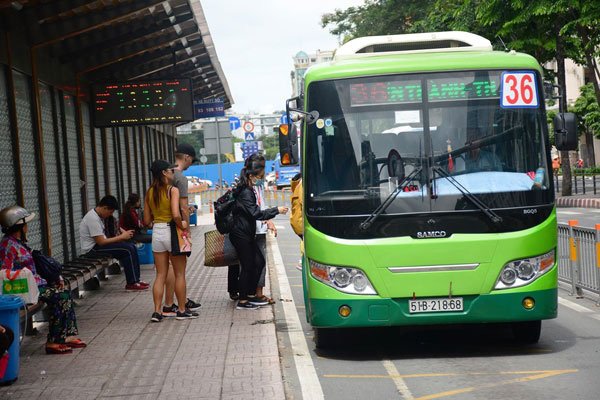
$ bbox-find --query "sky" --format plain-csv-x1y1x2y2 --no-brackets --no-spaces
201,0,365,115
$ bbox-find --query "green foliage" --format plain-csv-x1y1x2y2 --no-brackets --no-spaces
572,83,600,137
321,0,438,42
546,109,557,145
261,134,280,161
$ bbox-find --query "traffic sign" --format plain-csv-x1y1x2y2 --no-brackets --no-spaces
243,121,255,132
193,97,224,119
241,141,259,159
229,116,241,131
245,131,255,141
280,114,289,124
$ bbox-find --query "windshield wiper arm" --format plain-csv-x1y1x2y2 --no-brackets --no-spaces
359,167,422,231
431,166,503,224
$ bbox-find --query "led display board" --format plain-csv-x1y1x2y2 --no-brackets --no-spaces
349,72,503,107
92,78,194,127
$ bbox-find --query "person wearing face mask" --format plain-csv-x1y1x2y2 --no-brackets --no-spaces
230,154,288,310
227,169,278,304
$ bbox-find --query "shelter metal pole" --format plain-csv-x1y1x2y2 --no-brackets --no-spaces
4,32,24,206
29,47,52,255
216,117,222,187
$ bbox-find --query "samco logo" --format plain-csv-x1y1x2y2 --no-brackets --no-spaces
416,231,447,239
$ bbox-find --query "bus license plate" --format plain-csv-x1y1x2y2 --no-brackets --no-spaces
408,297,463,313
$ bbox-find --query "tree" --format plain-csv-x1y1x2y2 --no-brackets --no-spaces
572,83,600,166
321,0,437,42
476,0,579,195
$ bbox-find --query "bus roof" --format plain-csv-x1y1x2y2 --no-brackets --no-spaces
304,48,541,86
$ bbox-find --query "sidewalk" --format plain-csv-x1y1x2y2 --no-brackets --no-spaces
0,214,285,400
555,193,600,208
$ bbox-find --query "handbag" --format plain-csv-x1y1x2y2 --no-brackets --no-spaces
32,250,62,285
204,230,238,267
167,186,192,257
0,268,39,304
170,222,192,257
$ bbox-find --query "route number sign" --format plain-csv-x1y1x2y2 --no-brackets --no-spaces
243,121,255,132
500,71,538,108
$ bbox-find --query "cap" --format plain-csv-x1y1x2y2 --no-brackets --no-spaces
150,160,178,178
0,205,36,231
175,143,198,162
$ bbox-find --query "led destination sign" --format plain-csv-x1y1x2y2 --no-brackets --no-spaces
349,75,501,106
92,78,194,127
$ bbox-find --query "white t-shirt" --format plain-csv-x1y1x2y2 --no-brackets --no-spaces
253,185,268,234
80,209,106,253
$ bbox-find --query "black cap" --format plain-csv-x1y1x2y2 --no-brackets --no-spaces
176,143,198,162
150,160,178,178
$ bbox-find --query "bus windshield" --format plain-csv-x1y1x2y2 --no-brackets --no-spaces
305,70,552,218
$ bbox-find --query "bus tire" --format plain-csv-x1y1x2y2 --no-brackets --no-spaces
313,327,336,349
511,320,541,344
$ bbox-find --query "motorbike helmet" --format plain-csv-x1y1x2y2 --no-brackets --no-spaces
0,205,36,233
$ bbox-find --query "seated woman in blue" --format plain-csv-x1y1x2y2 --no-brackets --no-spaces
0,206,86,354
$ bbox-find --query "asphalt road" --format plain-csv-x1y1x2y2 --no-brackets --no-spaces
271,214,600,400
556,207,600,229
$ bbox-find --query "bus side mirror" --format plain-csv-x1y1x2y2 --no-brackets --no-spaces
278,124,299,165
554,112,577,151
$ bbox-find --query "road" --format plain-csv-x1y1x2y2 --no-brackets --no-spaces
556,207,600,229
270,214,600,400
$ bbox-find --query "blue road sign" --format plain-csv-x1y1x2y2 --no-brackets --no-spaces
245,131,255,141
280,114,289,124
229,116,241,131
241,141,259,159
193,97,224,119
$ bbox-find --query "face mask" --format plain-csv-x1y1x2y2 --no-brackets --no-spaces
252,178,264,187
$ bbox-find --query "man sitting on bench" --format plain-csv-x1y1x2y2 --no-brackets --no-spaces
80,195,149,291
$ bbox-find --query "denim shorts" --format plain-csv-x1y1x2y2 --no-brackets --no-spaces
152,223,171,253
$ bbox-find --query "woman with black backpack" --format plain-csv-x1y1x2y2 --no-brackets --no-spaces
0,205,86,354
230,154,288,310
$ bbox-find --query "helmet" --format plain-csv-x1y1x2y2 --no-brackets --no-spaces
0,205,36,231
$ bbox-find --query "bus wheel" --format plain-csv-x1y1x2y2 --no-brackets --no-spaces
314,327,336,349
511,320,541,344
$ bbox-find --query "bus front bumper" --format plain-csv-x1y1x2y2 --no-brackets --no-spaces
308,288,557,328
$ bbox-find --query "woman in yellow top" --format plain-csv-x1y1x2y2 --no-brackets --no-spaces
144,160,195,322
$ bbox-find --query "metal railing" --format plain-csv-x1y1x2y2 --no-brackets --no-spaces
554,173,600,195
191,188,293,213
557,221,600,304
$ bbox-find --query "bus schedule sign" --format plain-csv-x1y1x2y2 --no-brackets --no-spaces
92,78,194,127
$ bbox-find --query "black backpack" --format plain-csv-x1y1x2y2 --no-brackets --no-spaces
32,250,62,285
214,190,236,234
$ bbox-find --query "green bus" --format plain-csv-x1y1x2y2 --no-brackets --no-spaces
279,32,577,348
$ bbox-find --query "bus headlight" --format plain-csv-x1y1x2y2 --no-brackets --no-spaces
309,259,377,295
494,249,555,290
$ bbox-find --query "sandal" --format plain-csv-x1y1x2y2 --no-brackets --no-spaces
45,344,72,355
257,295,276,305
66,339,87,348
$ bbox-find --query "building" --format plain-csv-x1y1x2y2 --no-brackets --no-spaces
0,1,232,262
291,49,334,96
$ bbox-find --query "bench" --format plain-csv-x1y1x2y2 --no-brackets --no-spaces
19,254,119,335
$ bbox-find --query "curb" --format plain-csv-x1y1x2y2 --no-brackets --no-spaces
556,197,600,209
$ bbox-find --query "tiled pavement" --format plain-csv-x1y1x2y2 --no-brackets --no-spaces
0,215,285,400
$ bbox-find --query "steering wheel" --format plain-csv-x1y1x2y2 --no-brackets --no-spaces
387,149,405,183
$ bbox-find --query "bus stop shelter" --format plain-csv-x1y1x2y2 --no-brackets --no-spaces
0,0,232,262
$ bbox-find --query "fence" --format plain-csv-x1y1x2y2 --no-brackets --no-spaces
554,173,600,195
190,188,293,214
557,221,600,305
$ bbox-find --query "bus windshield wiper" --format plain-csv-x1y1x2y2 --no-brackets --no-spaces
431,166,503,224
359,167,422,231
